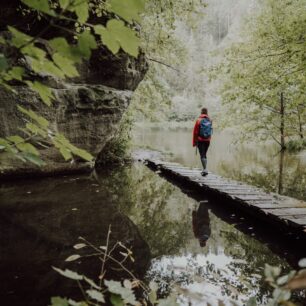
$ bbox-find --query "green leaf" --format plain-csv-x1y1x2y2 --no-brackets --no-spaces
104,280,137,305
84,277,101,290
30,57,65,78
0,138,10,148
22,45,46,60
94,25,120,55
0,53,8,72
86,290,105,303
21,0,55,16
73,243,86,250
17,142,40,156
18,106,49,129
60,146,73,161
21,152,45,166
110,294,124,306
26,122,47,137
52,267,83,280
73,0,89,24
68,299,88,306
96,20,140,57
52,53,79,78
7,135,24,144
8,26,31,48
26,81,53,106
65,254,81,262
49,38,82,63
5,66,25,81
59,0,70,9
77,31,97,59
72,148,94,162
107,0,145,23
50,297,69,306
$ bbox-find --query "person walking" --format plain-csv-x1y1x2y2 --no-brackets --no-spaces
192,107,212,176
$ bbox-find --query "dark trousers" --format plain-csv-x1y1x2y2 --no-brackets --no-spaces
197,141,210,159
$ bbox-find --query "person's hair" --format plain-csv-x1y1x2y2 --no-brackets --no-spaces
201,107,208,114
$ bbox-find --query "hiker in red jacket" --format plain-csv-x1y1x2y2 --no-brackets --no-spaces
193,107,212,176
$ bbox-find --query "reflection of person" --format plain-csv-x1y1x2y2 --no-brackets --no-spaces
192,107,212,176
192,203,211,247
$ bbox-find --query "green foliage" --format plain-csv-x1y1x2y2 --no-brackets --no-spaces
130,0,204,121
94,19,140,57
287,139,306,153
107,0,145,24
0,0,145,166
214,0,306,148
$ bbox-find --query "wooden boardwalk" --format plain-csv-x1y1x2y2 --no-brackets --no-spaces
145,159,306,234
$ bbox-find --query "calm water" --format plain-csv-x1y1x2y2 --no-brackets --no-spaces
134,127,306,201
0,128,305,305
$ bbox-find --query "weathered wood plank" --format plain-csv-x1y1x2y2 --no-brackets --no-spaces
145,158,306,235
263,208,306,216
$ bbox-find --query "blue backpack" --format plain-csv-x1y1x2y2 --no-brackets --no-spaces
199,117,212,138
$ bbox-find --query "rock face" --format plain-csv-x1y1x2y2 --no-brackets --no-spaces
0,49,148,177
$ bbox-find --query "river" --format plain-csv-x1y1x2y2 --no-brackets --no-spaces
0,127,305,305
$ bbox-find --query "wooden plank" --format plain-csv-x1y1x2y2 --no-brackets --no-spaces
235,195,273,201
146,158,306,234
250,203,300,209
263,208,306,216
282,217,306,226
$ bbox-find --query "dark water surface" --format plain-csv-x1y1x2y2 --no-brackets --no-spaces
0,128,306,305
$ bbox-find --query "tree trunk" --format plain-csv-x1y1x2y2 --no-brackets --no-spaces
278,150,284,195
280,92,286,150
297,106,304,139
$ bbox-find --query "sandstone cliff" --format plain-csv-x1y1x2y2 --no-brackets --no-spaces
0,3,148,177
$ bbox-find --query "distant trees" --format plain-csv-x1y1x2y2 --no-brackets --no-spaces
215,0,305,150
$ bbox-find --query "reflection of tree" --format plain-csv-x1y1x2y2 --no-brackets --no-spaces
218,147,306,201
147,210,292,304
96,164,192,257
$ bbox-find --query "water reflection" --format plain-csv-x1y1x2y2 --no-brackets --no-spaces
192,202,211,247
133,127,306,200
0,162,305,305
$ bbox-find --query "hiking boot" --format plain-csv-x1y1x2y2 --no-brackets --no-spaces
201,170,208,176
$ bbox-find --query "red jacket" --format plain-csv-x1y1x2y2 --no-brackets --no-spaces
193,114,211,147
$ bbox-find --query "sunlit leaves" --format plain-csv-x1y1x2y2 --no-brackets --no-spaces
8,26,31,48
52,53,79,78
21,0,55,16
107,0,145,23
52,133,94,162
18,106,49,129
0,135,44,166
104,280,137,305
65,254,81,262
52,267,83,280
86,290,105,303
77,31,97,59
95,20,140,57
1,0,146,167
4,67,25,81
73,1,89,24
50,297,69,306
25,81,54,106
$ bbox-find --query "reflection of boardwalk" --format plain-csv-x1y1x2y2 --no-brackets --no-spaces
146,159,306,235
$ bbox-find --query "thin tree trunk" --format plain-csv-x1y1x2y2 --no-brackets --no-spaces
280,92,286,150
278,151,284,195
297,106,304,139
